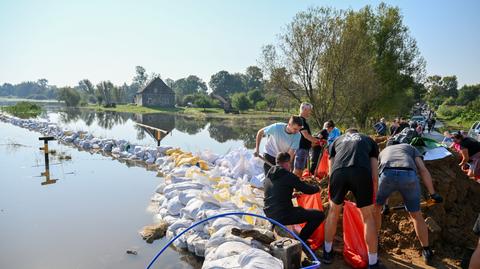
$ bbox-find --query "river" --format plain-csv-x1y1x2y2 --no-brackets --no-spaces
0,104,281,269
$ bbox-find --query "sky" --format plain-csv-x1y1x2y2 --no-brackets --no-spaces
0,0,479,88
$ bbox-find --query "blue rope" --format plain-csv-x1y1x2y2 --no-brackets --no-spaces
146,212,321,269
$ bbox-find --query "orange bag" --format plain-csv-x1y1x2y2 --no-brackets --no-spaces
295,193,325,250
343,201,368,268
315,149,329,178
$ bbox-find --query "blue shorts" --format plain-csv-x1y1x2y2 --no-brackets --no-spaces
375,169,421,212
294,148,309,170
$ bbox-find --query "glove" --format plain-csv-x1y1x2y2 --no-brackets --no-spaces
429,193,443,203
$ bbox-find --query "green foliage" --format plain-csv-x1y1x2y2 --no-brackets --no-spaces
209,71,246,97
247,89,264,104
172,75,208,105
255,100,268,111
57,87,81,107
1,101,42,118
0,79,57,100
456,84,480,105
231,92,251,111
437,105,465,120
193,95,210,111
442,97,456,106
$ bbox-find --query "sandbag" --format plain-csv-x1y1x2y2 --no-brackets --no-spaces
202,254,241,269
343,201,368,269
204,241,252,262
238,248,283,269
314,149,329,178
295,193,325,250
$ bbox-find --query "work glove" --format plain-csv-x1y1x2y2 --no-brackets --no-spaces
429,193,443,203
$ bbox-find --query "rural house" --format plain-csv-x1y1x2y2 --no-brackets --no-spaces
135,77,175,107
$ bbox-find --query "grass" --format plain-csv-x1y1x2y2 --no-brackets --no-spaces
86,104,290,119
1,101,42,118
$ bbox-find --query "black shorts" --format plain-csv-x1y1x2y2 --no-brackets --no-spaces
329,166,374,208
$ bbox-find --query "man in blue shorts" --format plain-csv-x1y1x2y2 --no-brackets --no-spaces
374,142,443,265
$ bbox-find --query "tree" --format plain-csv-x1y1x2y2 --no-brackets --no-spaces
457,84,480,105
255,100,268,111
57,87,81,107
425,75,459,107
231,92,251,111
78,79,95,96
209,71,246,97
245,66,264,90
260,4,424,127
172,75,208,105
133,66,148,86
194,95,210,111
247,89,264,105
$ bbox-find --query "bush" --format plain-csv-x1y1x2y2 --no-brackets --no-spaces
231,92,251,111
57,87,81,107
442,97,456,106
247,89,264,105
2,101,42,118
255,100,268,111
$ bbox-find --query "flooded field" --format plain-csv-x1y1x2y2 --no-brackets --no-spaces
0,104,282,269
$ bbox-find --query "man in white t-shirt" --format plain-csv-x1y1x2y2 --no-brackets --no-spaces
255,116,303,175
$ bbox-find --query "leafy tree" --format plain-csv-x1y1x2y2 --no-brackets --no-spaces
57,87,81,107
78,79,95,96
194,95,210,111
209,71,246,97
231,92,251,111
173,75,208,105
247,89,264,105
133,66,148,87
245,66,264,90
456,84,480,105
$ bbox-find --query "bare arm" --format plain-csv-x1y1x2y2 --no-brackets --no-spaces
459,149,470,165
255,128,265,155
328,157,334,176
300,130,320,144
288,149,295,171
370,157,379,191
415,157,435,194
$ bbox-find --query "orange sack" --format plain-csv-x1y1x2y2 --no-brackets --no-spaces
315,149,329,179
343,201,368,268
295,193,325,250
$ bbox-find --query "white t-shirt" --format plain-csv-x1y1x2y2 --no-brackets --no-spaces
263,123,301,157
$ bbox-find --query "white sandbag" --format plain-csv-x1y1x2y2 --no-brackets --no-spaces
249,173,265,189
181,198,220,220
205,241,252,262
238,248,283,269
202,255,241,269
194,238,208,257
178,189,202,205
167,196,183,216
196,149,220,164
168,175,191,184
167,218,193,236
151,193,166,205
208,216,253,233
172,228,189,249
186,232,209,255
163,182,205,196
163,215,178,225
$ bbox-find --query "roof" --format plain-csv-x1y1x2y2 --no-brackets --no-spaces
136,77,174,95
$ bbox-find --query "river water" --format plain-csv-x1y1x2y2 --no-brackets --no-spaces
0,104,281,269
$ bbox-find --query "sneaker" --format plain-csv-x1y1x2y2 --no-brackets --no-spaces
422,248,433,265
321,248,334,264
368,261,386,269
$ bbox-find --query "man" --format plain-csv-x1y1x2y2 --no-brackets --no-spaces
398,117,410,134
374,142,443,265
294,103,320,177
390,118,400,136
452,132,480,178
255,116,303,175
324,120,341,145
322,129,381,268
310,128,329,175
263,152,325,242
374,118,387,136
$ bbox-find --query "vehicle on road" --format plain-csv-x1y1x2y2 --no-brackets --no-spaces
468,121,480,141
411,115,427,126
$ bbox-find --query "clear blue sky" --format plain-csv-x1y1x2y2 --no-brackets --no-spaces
0,0,479,87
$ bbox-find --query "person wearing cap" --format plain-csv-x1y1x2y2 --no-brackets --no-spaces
263,152,325,242
374,142,443,265
324,120,341,145
255,116,303,175
293,102,320,177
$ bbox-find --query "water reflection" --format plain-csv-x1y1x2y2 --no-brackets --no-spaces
53,109,282,149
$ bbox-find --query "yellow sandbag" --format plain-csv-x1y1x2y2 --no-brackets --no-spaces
166,148,182,156
197,160,209,170
244,205,257,225
213,188,231,202
176,156,199,167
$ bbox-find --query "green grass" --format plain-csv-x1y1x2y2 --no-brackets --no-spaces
86,104,289,119
1,101,42,118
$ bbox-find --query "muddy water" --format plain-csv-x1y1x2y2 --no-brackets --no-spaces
0,106,280,269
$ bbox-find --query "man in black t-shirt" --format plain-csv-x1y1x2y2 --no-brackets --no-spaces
264,152,325,242
322,129,381,268
294,103,320,177
453,133,480,178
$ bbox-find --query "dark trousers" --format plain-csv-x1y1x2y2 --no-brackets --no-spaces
277,207,325,242
263,153,276,175
310,146,322,174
